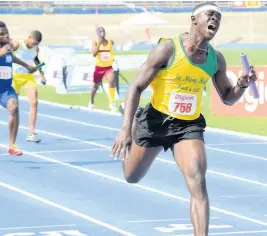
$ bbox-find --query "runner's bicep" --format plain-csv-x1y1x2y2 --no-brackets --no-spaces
133,42,173,92
212,51,233,99
132,62,158,92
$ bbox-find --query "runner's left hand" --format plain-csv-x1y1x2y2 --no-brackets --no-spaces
238,66,257,87
41,74,47,85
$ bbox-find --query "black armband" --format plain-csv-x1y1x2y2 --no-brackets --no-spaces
34,56,40,65
34,56,44,75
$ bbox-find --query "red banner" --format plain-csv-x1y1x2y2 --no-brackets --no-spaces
231,1,246,8
211,66,267,118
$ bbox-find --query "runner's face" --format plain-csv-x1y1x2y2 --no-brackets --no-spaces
0,27,10,47
27,36,40,48
99,28,105,39
193,10,221,40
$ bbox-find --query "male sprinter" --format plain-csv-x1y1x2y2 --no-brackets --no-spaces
112,3,257,235
12,30,45,143
90,26,116,112
0,21,34,155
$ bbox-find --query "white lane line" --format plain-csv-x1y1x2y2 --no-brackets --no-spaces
0,148,106,156
0,224,76,231
0,180,135,236
0,143,267,227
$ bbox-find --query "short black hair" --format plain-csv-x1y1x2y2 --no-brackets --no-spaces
192,2,218,13
0,21,6,28
30,30,42,42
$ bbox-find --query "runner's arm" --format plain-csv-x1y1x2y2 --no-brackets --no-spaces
0,45,11,57
11,40,20,51
92,39,100,57
34,47,44,75
13,55,33,72
212,51,255,106
34,47,41,65
122,40,173,133
0,40,19,57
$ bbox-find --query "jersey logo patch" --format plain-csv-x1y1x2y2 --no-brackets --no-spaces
5,55,12,63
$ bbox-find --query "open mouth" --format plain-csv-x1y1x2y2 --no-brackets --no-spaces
208,23,217,32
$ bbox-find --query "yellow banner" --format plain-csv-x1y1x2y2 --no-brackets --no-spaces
245,1,261,8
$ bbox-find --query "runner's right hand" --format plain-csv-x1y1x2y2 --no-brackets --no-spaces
0,44,12,55
26,65,35,73
111,127,132,160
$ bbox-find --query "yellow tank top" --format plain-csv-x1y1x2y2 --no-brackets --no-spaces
95,39,114,67
150,34,217,120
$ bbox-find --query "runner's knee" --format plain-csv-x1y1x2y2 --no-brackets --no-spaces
123,155,155,184
30,98,38,107
7,99,18,116
93,83,101,89
190,174,207,198
122,153,143,184
124,173,141,184
123,146,160,184
123,163,145,184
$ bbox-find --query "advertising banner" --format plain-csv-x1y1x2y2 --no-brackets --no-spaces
211,66,267,118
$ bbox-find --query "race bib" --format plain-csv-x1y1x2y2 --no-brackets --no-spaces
100,52,110,61
0,66,11,80
168,92,197,115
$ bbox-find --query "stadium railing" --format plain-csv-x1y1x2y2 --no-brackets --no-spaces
0,1,267,14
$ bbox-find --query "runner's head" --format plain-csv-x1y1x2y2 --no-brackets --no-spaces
0,21,10,47
190,3,222,40
26,30,42,48
97,26,105,40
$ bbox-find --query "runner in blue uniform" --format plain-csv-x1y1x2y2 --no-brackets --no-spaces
0,21,34,155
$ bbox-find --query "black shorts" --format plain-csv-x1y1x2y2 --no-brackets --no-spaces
134,103,206,151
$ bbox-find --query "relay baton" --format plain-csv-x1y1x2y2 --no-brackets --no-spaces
32,62,45,72
96,27,101,38
240,53,259,98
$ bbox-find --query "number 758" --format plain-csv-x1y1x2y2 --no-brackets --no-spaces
173,102,192,113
